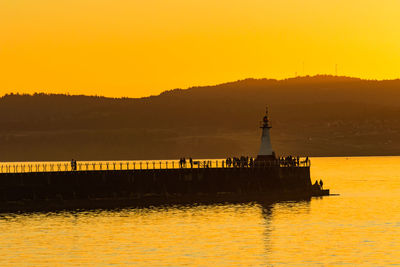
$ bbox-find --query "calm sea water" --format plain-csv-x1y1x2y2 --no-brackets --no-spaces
0,156,399,266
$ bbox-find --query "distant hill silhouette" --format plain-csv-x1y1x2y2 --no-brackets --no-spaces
1,75,400,161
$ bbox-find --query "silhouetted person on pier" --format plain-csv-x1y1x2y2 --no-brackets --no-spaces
313,180,320,190
226,157,232,167
190,158,193,168
319,179,323,189
71,159,77,171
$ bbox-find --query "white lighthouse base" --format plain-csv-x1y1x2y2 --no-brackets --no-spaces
255,154,276,162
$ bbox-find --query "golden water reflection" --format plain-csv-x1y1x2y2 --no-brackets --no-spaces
0,156,399,265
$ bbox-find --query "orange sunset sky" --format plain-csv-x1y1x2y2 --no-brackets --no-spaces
1,0,399,98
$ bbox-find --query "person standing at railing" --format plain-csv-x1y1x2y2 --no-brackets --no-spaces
189,158,193,168
226,157,231,167
249,157,254,168
70,159,77,171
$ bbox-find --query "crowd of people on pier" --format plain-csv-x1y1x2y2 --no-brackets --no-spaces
278,156,309,167
179,155,311,169
224,155,310,168
225,156,254,168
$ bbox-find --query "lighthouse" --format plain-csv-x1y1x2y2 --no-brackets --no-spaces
256,107,276,162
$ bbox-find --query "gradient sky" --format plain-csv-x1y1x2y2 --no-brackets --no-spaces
1,0,399,98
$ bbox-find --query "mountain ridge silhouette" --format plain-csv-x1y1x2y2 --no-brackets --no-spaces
1,75,399,161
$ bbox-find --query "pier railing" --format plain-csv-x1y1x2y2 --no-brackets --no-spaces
0,158,310,174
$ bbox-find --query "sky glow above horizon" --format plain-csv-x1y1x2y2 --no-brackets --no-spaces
1,0,399,97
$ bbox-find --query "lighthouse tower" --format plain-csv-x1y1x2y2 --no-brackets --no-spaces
256,107,276,162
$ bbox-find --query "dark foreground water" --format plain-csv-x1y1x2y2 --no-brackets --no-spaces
0,157,399,266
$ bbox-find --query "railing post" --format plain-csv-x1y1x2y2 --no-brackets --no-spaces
172,161,174,169
166,161,168,169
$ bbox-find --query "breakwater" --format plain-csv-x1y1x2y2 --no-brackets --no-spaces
0,159,328,212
